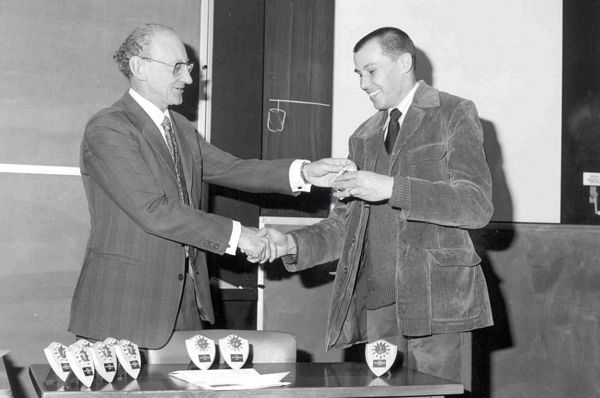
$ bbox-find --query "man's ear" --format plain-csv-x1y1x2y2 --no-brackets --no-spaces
129,56,147,81
398,52,413,73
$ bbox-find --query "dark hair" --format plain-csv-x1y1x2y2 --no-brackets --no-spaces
353,27,416,70
113,23,174,79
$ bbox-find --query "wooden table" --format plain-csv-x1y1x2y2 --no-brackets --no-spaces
29,362,463,397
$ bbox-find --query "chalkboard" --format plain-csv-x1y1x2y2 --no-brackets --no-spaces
0,1,203,393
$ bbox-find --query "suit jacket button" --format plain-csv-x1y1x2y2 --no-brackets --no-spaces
177,273,184,281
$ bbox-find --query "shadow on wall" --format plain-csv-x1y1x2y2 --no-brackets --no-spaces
470,118,516,397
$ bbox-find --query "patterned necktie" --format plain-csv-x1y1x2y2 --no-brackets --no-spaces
385,108,402,154
162,116,190,205
162,116,196,268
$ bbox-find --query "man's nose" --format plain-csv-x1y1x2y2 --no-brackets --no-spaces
180,68,193,84
360,75,369,90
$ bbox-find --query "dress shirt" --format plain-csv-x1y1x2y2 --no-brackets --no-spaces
383,81,420,138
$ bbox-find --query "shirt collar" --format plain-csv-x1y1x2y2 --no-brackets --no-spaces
129,88,170,129
388,81,419,120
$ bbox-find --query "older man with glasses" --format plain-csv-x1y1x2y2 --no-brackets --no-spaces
68,23,353,349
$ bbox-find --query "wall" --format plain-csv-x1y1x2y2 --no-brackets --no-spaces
0,1,202,397
332,0,562,223
470,223,600,397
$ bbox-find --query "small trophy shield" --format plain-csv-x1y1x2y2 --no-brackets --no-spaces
90,341,117,383
365,339,397,377
114,340,141,379
218,334,249,369
43,342,71,382
66,339,95,387
185,335,216,370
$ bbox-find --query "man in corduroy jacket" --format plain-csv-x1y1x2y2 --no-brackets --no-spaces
262,27,494,390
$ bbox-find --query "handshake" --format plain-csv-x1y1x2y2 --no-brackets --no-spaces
237,157,358,263
238,226,295,263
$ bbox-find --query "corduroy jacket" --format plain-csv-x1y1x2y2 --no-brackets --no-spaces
284,82,494,350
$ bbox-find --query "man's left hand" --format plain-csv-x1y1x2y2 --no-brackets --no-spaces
302,158,357,187
332,171,394,202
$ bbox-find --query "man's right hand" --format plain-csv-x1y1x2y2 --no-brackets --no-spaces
238,226,271,263
255,227,297,263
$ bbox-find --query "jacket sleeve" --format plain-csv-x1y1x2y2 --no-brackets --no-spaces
198,137,297,194
389,100,493,229
82,113,287,255
283,136,358,272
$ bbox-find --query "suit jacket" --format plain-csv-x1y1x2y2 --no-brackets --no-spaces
69,92,295,349
285,82,494,350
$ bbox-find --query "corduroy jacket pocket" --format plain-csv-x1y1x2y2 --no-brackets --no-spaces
426,247,482,321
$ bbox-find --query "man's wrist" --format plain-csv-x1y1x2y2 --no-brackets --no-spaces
286,234,297,256
300,162,309,184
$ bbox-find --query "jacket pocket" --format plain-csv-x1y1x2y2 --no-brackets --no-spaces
407,143,447,164
89,251,142,267
427,247,480,267
426,248,482,321
407,144,447,181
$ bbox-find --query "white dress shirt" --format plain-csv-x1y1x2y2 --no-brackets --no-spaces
383,81,420,137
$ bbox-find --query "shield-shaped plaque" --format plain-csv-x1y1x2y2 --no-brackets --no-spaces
114,339,141,379
365,339,397,377
218,334,249,370
43,342,71,382
66,339,95,387
90,341,117,382
185,335,216,370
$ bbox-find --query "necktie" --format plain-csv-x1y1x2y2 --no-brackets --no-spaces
162,116,190,205
162,116,196,268
385,108,402,154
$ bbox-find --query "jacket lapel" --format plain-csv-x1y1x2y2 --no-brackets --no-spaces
390,82,440,170
361,112,387,172
121,93,177,179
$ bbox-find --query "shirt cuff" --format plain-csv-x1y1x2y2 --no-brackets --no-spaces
225,220,241,255
290,159,312,192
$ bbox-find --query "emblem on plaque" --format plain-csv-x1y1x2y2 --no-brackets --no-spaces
218,334,249,369
43,342,71,382
185,335,216,370
365,339,397,377
66,339,95,387
90,341,118,382
114,339,141,379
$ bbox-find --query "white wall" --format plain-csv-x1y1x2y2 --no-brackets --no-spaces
332,0,562,223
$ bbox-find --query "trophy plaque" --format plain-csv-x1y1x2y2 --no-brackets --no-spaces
90,341,118,382
218,334,249,370
185,335,216,370
113,339,141,379
43,342,71,382
65,339,95,387
365,339,397,377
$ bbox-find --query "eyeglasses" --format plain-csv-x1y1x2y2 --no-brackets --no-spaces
140,56,194,76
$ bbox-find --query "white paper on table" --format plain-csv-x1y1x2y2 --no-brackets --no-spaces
169,369,290,390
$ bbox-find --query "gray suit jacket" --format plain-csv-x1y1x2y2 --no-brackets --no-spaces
69,92,294,348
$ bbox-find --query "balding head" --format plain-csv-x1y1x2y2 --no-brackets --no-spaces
113,24,176,79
